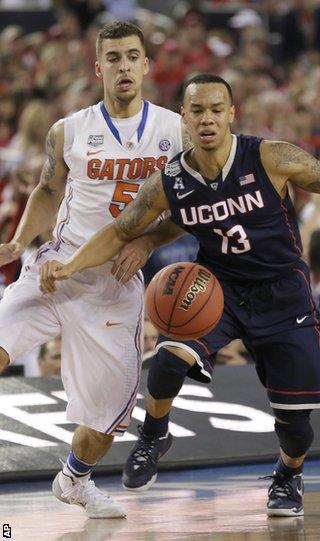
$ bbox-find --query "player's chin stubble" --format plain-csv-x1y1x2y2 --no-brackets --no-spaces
116,89,137,103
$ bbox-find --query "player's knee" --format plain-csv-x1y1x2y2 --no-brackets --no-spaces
0,347,10,374
147,348,191,400
165,345,197,366
274,409,314,458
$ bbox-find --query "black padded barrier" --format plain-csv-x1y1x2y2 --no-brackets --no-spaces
0,366,319,482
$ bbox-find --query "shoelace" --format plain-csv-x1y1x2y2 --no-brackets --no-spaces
130,428,160,470
62,479,110,505
259,474,299,500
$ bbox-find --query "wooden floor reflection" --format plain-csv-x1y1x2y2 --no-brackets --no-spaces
0,465,319,541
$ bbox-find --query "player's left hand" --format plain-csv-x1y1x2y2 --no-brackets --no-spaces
39,259,75,294
111,238,151,284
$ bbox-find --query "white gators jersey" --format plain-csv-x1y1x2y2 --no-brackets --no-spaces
53,101,182,249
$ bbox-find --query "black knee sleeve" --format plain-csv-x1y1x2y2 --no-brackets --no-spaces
147,348,191,399
273,409,314,458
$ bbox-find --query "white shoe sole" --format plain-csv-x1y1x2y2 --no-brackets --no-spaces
267,507,304,517
52,473,126,519
123,473,157,492
85,507,126,519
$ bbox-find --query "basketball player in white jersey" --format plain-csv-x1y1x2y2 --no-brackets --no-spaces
0,22,186,518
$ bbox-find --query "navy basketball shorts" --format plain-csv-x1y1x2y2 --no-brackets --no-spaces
156,264,320,410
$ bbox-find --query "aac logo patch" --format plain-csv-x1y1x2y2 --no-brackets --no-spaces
165,160,182,177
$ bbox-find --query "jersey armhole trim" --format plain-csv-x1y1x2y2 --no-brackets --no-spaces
63,116,75,169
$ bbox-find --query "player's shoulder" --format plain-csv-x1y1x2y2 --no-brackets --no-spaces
45,118,64,145
148,101,181,121
63,103,98,123
260,139,296,168
235,133,264,159
50,117,65,133
237,133,263,147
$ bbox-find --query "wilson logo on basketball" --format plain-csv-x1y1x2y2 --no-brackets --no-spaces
146,262,223,340
179,269,212,311
162,265,184,295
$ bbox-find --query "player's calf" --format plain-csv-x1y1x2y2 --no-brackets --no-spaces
274,409,314,458
0,347,10,374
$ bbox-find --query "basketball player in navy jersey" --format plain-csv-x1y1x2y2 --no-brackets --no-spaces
40,74,320,517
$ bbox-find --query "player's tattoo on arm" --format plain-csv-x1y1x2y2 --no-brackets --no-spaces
269,142,320,193
271,142,314,167
116,173,165,238
40,126,57,194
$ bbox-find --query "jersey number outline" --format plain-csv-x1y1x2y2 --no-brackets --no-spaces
213,225,251,254
109,181,139,217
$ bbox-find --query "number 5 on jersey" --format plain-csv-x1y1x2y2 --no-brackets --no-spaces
109,181,139,217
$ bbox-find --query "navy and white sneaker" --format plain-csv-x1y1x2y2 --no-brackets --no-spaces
265,473,304,517
122,426,173,491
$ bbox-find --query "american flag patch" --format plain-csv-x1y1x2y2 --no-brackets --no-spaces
239,173,255,186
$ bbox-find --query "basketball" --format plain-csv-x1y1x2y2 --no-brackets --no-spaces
145,262,224,340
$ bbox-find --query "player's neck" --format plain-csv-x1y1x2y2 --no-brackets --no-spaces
103,95,143,118
192,133,233,179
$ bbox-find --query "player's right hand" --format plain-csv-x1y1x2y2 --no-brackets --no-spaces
39,259,75,294
0,241,24,267
111,238,152,284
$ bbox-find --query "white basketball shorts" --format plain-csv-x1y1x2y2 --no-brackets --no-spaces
0,242,144,435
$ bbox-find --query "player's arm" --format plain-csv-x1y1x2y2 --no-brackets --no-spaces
111,120,191,283
261,140,320,198
0,120,68,267
39,170,170,292
120,117,190,258
14,120,67,245
111,218,185,283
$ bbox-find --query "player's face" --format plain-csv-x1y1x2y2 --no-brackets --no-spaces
181,83,235,151
95,35,149,103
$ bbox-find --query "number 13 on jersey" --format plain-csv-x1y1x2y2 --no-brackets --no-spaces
213,225,251,254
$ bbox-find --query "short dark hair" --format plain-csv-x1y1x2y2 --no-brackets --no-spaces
96,21,145,57
184,73,233,104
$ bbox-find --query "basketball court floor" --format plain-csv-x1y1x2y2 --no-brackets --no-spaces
0,460,319,541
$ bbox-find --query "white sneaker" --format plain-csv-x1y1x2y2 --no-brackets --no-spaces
52,471,126,519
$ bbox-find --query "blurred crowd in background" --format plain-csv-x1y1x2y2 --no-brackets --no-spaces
1,0,320,376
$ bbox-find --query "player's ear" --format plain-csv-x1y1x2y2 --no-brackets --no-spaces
95,61,102,79
229,105,235,124
143,57,149,76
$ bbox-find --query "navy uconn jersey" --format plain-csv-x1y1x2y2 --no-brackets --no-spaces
162,134,303,282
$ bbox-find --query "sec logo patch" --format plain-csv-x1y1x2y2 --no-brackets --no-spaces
159,139,171,151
